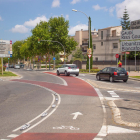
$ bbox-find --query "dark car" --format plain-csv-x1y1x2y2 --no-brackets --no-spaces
96,67,128,82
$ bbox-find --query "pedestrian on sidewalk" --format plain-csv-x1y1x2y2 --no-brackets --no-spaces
118,61,122,67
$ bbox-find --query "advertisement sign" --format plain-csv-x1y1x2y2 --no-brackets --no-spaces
121,29,140,40
87,48,91,55
121,40,140,51
130,19,140,29
0,40,12,57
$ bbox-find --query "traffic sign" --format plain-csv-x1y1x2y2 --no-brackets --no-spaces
53,57,56,60
115,54,119,58
88,54,92,58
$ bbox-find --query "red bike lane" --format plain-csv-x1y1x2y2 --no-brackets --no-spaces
11,72,100,140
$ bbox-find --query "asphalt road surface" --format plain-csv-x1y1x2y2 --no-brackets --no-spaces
0,69,103,140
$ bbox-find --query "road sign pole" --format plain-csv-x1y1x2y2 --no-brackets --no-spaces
1,57,3,75
125,52,126,70
117,58,118,67
135,47,136,71
8,58,9,72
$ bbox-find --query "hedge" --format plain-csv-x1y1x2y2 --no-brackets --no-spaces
79,69,100,73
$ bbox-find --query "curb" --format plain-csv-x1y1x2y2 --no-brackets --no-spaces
86,79,140,92
108,100,140,127
86,79,140,128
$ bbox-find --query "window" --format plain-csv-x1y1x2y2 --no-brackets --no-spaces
101,42,103,46
113,43,118,49
102,67,107,72
93,44,96,49
101,31,103,39
95,57,98,61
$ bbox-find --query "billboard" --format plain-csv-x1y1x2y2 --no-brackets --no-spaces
0,40,12,57
130,19,140,30
120,29,140,51
121,29,140,40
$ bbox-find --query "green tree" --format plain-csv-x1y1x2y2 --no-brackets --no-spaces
12,40,23,63
72,48,83,60
86,17,93,70
121,7,130,30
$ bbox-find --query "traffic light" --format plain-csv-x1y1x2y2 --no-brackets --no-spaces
8,58,9,60
38,39,40,43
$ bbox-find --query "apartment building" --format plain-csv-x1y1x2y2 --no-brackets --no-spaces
68,29,98,61
93,26,122,61
69,26,122,61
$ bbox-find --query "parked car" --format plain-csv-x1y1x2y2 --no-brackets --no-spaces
20,64,24,68
57,64,79,76
9,64,14,68
96,67,128,82
14,64,20,69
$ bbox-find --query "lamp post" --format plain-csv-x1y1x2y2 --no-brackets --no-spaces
72,9,91,73
39,40,66,64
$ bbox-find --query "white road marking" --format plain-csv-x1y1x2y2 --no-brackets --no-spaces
107,91,119,98
13,86,56,132
1,139,10,140
22,93,61,133
43,72,68,86
7,134,19,138
79,74,85,76
108,125,140,133
53,125,79,130
71,112,83,119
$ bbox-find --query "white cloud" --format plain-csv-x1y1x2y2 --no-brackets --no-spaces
92,4,108,11
116,0,140,21
11,25,29,33
24,15,48,27
109,7,115,16
69,24,88,35
52,0,60,7
66,15,69,20
71,0,81,4
0,16,2,21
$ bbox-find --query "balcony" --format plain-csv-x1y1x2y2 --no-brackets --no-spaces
82,43,88,45
82,49,87,52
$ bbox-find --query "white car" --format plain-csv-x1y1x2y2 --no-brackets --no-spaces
57,64,79,76
14,64,20,69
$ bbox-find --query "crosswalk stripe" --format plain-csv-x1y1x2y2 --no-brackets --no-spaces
107,91,119,98
7,134,19,138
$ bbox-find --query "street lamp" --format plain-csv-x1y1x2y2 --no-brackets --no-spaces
39,40,66,64
72,9,91,73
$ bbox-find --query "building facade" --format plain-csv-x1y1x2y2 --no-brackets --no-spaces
69,26,123,61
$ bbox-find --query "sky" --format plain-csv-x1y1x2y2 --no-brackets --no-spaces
0,0,140,43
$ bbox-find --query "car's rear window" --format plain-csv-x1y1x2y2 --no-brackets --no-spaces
67,65,77,68
113,68,126,72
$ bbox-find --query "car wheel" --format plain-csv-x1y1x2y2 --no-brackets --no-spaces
76,73,79,76
123,79,127,82
57,70,60,76
65,71,68,76
96,75,100,80
110,76,114,82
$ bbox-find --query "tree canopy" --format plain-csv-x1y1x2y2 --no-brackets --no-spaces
121,7,130,30
9,16,78,64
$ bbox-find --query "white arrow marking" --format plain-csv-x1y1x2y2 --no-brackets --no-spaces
71,112,83,119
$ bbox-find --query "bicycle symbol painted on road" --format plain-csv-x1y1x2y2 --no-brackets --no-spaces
53,125,79,130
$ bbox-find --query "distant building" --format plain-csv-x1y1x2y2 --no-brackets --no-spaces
69,26,122,61
93,26,122,61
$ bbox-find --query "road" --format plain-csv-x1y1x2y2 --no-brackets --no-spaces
0,69,140,140
0,69,102,140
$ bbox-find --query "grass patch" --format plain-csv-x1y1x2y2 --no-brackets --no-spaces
0,71,17,77
130,76,140,79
